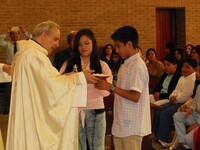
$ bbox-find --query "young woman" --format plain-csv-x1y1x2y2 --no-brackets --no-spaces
60,28,112,150
185,44,193,58
109,50,123,85
101,43,114,67
174,47,186,73
146,48,164,93
191,45,200,65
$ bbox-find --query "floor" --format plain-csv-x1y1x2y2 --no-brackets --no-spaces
0,114,171,150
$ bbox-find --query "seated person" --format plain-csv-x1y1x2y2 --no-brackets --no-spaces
173,64,200,150
158,64,200,149
153,58,197,143
191,45,200,65
146,48,164,93
174,47,186,74
150,54,182,105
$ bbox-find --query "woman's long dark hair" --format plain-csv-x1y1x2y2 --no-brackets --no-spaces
64,28,102,74
110,50,123,73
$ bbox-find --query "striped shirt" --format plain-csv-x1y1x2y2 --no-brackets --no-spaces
112,53,151,137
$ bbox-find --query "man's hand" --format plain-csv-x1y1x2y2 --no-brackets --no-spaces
187,123,199,132
153,92,160,101
83,70,99,84
3,64,13,75
184,107,193,118
169,96,177,104
19,26,26,33
179,104,189,112
94,79,111,91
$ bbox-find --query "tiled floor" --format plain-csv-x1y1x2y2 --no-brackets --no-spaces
0,114,169,150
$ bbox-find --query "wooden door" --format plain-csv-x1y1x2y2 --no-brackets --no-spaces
156,9,176,61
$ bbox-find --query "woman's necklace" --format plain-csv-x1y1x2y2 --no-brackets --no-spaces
81,63,89,70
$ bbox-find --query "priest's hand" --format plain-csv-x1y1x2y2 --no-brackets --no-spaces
83,70,99,84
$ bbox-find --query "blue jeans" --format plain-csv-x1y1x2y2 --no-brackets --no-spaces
153,102,183,142
174,111,197,149
79,110,106,150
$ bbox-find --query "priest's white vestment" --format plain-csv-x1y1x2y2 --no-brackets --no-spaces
6,40,87,150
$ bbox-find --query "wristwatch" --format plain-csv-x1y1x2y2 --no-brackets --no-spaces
109,84,116,93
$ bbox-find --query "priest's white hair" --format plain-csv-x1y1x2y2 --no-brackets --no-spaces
33,20,60,37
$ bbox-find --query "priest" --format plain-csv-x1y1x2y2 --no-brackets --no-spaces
6,21,98,150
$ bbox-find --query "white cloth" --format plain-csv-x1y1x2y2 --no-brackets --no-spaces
0,63,11,82
6,40,87,150
149,94,169,105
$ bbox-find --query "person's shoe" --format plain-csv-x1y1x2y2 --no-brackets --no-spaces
157,139,168,147
169,144,177,150
173,143,184,150
172,143,192,150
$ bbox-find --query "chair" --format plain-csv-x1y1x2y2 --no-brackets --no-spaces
104,94,114,149
193,127,200,150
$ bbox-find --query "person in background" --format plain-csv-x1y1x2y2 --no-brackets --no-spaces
191,45,200,65
166,42,175,56
6,21,98,150
0,63,13,150
146,48,164,93
53,31,77,71
185,44,193,58
101,43,114,67
109,50,123,85
160,63,200,150
95,26,151,150
60,28,112,150
150,54,182,105
153,58,197,144
173,64,200,150
0,63,13,76
174,47,186,74
137,46,147,63
0,26,32,114
0,26,32,64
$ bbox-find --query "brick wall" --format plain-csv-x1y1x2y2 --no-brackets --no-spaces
0,0,200,63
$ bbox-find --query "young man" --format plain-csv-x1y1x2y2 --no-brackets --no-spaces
95,26,151,150
153,58,197,143
173,65,200,150
150,54,182,105
6,21,98,150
